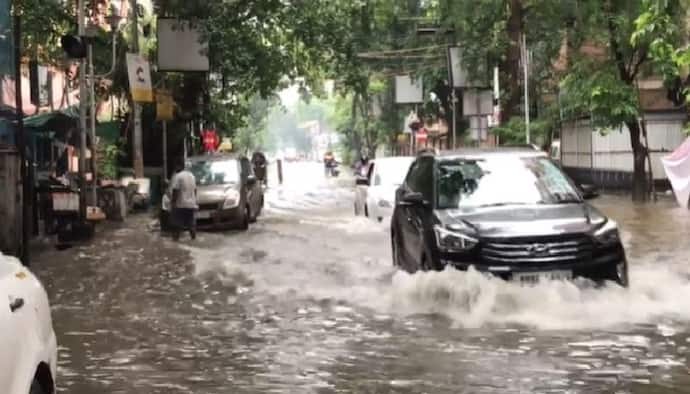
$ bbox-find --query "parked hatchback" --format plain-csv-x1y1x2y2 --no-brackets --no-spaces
162,154,264,231
0,253,58,394
390,148,629,286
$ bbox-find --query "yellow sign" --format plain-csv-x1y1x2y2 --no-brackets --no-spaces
218,137,233,152
126,53,154,102
156,89,174,121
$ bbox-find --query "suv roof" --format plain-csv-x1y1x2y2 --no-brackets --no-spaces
420,146,547,161
187,153,243,163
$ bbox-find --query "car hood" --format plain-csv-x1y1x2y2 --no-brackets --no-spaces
197,184,238,205
436,203,607,238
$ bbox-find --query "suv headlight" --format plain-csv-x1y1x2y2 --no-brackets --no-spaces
593,219,620,246
434,224,478,252
222,189,240,209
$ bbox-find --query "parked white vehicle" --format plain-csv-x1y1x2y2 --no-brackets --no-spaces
0,253,57,394
355,156,414,222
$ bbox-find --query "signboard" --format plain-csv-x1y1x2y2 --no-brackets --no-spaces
469,116,489,141
448,46,488,88
201,129,219,152
395,75,423,104
0,0,12,76
218,137,233,152
416,128,428,143
463,89,494,116
156,89,174,121
126,53,153,102
157,19,209,72
403,110,420,134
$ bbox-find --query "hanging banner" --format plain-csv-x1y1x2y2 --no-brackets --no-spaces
156,89,174,121
661,137,690,209
126,53,153,102
0,0,12,76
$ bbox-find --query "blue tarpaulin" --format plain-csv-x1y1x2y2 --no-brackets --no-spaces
0,0,12,77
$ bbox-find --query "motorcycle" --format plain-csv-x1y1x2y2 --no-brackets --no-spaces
325,159,340,177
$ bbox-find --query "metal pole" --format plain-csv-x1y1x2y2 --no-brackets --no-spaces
88,42,97,206
13,7,29,264
78,0,88,220
130,0,143,178
522,33,530,144
451,89,457,149
162,121,168,180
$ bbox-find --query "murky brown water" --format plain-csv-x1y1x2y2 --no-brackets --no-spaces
33,164,690,393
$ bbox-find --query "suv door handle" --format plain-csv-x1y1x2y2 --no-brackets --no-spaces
9,297,24,312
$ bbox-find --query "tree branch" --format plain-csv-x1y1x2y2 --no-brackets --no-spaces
603,0,631,82
630,48,648,80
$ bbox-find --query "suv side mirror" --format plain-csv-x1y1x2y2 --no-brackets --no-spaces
580,184,598,200
400,191,427,206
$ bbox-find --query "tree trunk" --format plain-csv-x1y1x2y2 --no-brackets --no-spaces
502,0,523,121
626,120,648,202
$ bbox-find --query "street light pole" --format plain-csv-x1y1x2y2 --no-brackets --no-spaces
130,0,143,178
522,33,530,144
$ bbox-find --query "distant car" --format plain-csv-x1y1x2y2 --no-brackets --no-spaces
354,156,414,222
161,154,264,231
0,253,57,394
391,148,629,286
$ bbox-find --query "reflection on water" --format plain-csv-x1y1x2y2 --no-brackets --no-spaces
32,166,690,393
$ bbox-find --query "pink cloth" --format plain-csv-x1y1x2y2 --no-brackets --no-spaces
662,137,690,208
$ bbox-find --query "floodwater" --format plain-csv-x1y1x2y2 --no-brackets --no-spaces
33,162,690,393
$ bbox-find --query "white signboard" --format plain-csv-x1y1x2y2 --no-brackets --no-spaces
157,19,210,72
448,46,488,88
126,53,153,102
463,89,493,116
395,75,423,104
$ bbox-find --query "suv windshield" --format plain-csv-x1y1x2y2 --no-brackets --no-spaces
437,156,581,209
190,159,240,186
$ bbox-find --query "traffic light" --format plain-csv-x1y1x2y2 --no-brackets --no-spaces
60,34,87,59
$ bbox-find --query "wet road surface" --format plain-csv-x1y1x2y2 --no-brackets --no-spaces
33,162,690,393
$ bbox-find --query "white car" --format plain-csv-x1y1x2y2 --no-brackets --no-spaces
0,253,57,394
355,156,414,222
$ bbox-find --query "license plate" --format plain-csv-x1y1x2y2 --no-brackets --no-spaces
514,270,572,284
196,211,212,219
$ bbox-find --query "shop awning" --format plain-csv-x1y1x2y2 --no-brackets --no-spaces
23,105,79,130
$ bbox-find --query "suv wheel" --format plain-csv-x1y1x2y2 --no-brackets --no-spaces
30,379,47,394
391,232,402,267
421,249,443,272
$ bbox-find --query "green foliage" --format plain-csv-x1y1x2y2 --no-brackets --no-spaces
101,142,124,180
560,61,640,130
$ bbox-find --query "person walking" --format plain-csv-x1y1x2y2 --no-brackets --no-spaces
170,159,198,241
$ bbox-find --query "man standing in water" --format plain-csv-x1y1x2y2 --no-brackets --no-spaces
170,159,198,241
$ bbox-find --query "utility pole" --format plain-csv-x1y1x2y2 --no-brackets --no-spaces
522,33,530,144
77,0,88,220
12,2,29,265
451,89,457,149
130,0,143,178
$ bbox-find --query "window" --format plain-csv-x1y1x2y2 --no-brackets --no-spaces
436,156,581,209
190,159,240,186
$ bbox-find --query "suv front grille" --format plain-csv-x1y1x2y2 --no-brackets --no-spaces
481,235,594,265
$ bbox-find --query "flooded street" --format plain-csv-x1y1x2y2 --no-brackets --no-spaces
33,162,690,393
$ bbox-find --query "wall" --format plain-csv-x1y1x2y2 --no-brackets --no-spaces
561,112,686,188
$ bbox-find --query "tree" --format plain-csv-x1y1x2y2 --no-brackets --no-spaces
560,0,687,201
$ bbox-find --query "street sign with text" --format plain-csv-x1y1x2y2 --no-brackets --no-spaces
126,53,153,102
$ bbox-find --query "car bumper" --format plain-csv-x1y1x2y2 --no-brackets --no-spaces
440,249,628,285
196,206,244,229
